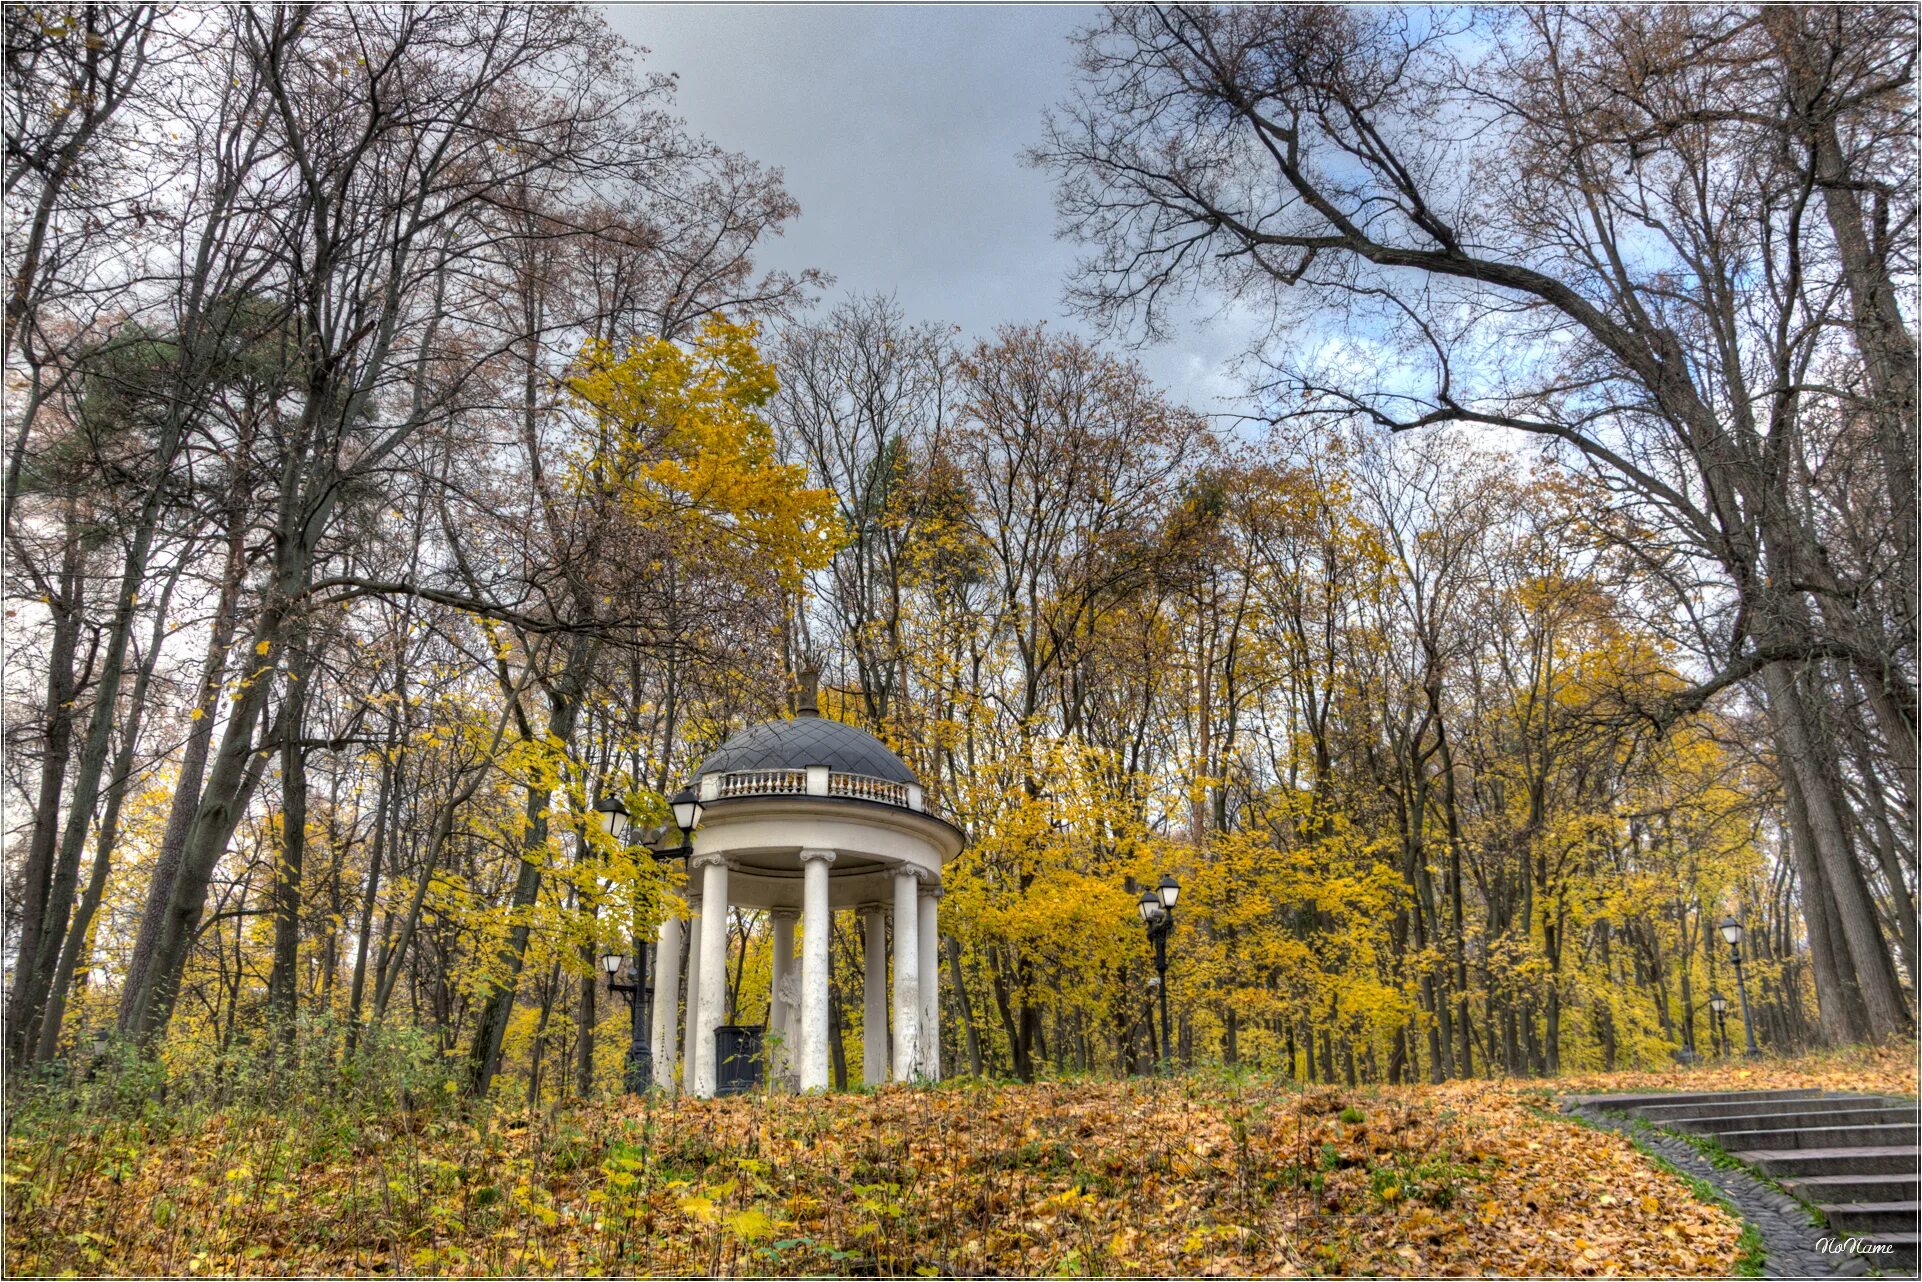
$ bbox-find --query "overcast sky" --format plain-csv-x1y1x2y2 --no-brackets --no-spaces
604,5,1252,414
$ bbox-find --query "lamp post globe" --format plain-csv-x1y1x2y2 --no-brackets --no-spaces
1156,874,1180,910
670,787,704,836
1719,916,1744,947
595,795,634,846
1708,991,1727,1015
600,951,625,977
1138,889,1163,926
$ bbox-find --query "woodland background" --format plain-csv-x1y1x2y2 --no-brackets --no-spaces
2,3,1915,1109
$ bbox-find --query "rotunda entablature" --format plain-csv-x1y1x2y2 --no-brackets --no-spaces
685,793,962,911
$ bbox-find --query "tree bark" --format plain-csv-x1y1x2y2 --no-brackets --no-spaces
465,636,594,1097
265,635,312,1048
7,511,84,1066
34,553,182,1062
1763,659,1911,1040
117,511,248,1036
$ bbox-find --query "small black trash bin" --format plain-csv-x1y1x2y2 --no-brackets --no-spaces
713,1025,764,1096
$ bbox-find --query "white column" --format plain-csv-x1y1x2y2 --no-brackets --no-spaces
769,908,798,1085
681,903,702,1095
891,866,921,1081
691,855,732,1098
917,886,941,1082
861,906,889,1086
651,916,683,1095
798,848,836,1091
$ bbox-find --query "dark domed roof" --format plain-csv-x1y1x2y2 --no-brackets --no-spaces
695,714,917,785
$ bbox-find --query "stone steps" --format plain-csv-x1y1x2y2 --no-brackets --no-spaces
1575,1089,1919,1272
1846,1231,1920,1271
1785,1173,1921,1204
1741,1145,1922,1179
1636,1095,1903,1123
1818,1199,1921,1235
1567,1087,1824,1110
1720,1122,1919,1152
1675,1107,1918,1136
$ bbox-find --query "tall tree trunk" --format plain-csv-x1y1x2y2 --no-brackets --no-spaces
35,555,182,1062
7,512,84,1066
576,943,596,1098
1763,660,1910,1040
1783,762,1867,1043
266,637,312,1049
117,521,246,1035
122,535,307,1045
465,638,594,1097
344,753,395,1053
945,935,981,1077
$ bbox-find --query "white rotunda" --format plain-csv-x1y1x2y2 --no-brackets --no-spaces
649,674,964,1097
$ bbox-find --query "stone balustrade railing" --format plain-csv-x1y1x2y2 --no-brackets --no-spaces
705,768,929,813
715,769,807,798
829,771,910,807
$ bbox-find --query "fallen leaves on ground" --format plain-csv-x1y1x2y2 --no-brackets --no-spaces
12,1046,1909,1277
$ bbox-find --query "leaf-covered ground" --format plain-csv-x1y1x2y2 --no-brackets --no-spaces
6,1046,1913,1277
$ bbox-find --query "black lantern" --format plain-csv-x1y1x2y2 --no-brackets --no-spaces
1708,990,1727,1014
639,787,704,862
595,795,635,845
1719,916,1743,948
600,951,625,977
1156,874,1180,910
670,787,704,835
1138,889,1165,925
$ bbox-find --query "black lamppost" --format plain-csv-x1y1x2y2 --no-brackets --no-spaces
595,788,705,1092
1708,990,1729,1058
599,949,649,1093
1718,917,1761,1057
1136,874,1180,1075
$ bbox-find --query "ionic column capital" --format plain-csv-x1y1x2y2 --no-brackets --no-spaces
918,882,944,901
769,905,800,921
798,846,838,867
690,852,736,872
892,863,928,885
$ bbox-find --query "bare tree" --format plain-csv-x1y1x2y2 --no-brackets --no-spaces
1036,2,1915,1040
